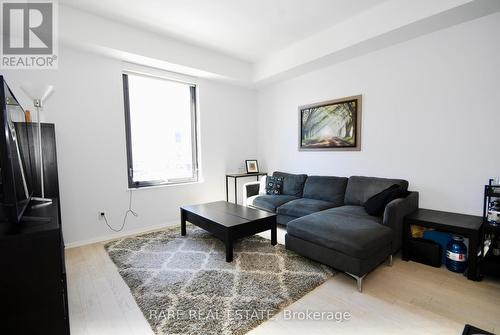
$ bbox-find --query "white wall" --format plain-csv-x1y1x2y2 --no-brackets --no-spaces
256,13,500,216
1,46,257,245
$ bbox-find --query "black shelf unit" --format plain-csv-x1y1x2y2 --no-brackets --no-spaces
0,123,69,334
403,209,482,281
481,182,500,277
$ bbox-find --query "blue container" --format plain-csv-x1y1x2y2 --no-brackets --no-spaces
445,235,467,273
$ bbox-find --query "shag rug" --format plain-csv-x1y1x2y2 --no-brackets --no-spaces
104,224,334,335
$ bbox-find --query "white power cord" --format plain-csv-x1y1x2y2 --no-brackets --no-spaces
103,191,138,232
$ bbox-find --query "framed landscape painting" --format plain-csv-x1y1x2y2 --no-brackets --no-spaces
299,95,362,151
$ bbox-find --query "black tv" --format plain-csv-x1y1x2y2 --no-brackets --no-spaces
0,75,35,223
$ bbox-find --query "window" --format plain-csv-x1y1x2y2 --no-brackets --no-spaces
123,72,199,188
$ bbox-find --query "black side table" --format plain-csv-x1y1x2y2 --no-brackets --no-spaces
403,208,483,281
225,172,267,204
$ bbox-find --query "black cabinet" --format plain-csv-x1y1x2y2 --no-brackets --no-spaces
0,200,69,334
0,123,69,334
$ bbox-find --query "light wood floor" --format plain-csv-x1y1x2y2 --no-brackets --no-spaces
66,228,500,335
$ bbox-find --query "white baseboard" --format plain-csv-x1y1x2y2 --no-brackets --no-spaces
65,220,180,248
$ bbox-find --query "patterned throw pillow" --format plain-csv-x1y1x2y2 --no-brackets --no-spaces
266,176,284,195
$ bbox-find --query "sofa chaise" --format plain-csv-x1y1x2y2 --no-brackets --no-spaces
244,171,419,292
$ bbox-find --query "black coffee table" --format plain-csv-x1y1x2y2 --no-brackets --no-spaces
180,201,277,262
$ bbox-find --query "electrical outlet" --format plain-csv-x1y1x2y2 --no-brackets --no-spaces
98,211,107,220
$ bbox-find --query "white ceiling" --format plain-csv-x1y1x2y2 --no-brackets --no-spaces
60,0,387,63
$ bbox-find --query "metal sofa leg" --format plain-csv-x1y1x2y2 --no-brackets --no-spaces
356,276,364,292
346,272,366,293
387,254,393,267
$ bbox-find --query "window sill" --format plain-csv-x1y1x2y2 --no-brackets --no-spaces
128,179,203,191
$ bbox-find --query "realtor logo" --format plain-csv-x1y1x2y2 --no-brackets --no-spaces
1,0,58,69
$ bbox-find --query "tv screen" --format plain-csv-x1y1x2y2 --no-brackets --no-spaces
0,75,35,223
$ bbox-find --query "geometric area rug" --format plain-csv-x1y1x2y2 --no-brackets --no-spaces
104,223,335,335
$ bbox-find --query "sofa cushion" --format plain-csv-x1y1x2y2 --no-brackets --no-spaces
323,205,381,222
287,212,393,259
344,176,409,206
273,171,308,197
277,198,337,218
302,176,348,205
277,214,297,226
247,194,298,213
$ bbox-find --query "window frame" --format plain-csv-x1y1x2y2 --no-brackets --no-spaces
122,71,199,189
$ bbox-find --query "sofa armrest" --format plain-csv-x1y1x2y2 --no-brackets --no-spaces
243,181,261,206
383,191,419,253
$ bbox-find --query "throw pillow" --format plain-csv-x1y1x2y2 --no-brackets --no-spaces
266,176,284,195
258,175,267,195
364,184,410,216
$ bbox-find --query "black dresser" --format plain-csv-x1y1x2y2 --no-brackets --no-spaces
0,123,69,334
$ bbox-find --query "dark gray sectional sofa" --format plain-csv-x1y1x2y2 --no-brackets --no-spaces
244,171,419,292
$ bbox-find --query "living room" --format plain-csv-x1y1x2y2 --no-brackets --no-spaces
0,0,499,334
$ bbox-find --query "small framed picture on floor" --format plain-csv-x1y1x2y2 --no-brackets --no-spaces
245,160,259,173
